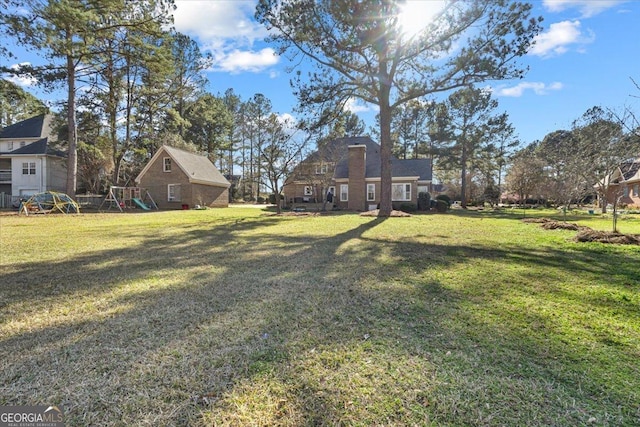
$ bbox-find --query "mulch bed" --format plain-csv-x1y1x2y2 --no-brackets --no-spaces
575,230,640,245
524,217,640,245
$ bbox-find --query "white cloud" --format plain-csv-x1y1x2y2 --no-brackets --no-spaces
277,113,298,130
4,63,37,87
529,20,594,57
343,98,376,114
543,0,627,18
174,0,266,43
493,82,564,97
174,0,277,74
210,48,279,74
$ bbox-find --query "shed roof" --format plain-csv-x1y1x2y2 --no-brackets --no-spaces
136,145,230,188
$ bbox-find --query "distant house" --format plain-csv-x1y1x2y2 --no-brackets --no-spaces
601,159,640,208
283,136,432,210
0,114,66,202
135,145,231,209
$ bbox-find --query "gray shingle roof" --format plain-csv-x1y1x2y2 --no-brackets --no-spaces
7,138,66,157
0,114,51,139
331,136,432,180
621,161,640,181
161,145,230,187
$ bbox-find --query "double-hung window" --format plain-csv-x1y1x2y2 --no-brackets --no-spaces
163,157,172,172
168,184,181,201
340,184,348,202
315,164,329,174
367,184,375,201
391,183,411,201
22,162,36,175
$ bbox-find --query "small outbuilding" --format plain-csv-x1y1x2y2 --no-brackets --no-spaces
135,145,230,209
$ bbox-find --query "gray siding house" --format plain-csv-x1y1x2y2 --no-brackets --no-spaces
0,114,66,202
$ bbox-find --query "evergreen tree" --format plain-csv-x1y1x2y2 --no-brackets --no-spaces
256,0,541,215
0,79,49,127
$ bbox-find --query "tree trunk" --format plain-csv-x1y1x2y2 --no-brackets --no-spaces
378,55,392,217
379,103,393,216
460,140,468,209
65,31,77,197
271,177,282,214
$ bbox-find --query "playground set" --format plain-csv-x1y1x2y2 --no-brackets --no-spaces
99,186,158,212
18,191,80,215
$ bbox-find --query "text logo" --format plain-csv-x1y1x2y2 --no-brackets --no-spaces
0,405,65,427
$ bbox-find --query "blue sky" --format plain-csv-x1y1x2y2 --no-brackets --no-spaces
4,0,640,146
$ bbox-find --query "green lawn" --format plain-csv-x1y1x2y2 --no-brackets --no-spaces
1,208,638,426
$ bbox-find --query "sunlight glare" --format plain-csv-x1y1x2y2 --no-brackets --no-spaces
398,0,446,39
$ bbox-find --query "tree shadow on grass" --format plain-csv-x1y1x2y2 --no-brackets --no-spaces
1,214,638,425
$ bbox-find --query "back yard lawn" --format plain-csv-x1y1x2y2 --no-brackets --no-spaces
1,208,638,426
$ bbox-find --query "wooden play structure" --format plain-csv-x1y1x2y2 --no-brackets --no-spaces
99,186,158,212
19,191,80,216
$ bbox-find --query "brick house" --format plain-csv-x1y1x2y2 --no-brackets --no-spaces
283,136,432,211
135,145,230,209
601,159,640,209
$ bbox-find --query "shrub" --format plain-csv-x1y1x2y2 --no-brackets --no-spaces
397,202,417,213
435,199,449,212
417,192,431,211
436,194,451,206
268,194,283,204
257,196,266,204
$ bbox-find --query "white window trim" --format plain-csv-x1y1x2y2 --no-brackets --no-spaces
315,164,329,174
340,184,348,202
391,183,411,201
303,185,313,196
22,162,36,175
167,183,181,202
367,183,375,201
163,157,172,172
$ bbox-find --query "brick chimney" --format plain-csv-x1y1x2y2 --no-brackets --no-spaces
347,143,366,210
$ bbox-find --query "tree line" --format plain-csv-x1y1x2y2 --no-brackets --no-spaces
2,0,545,216
505,105,640,213
3,1,637,214
0,0,318,203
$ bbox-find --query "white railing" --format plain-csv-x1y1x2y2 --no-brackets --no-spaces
0,193,18,209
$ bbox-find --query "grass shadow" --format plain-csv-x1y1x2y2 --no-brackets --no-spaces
1,211,638,425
